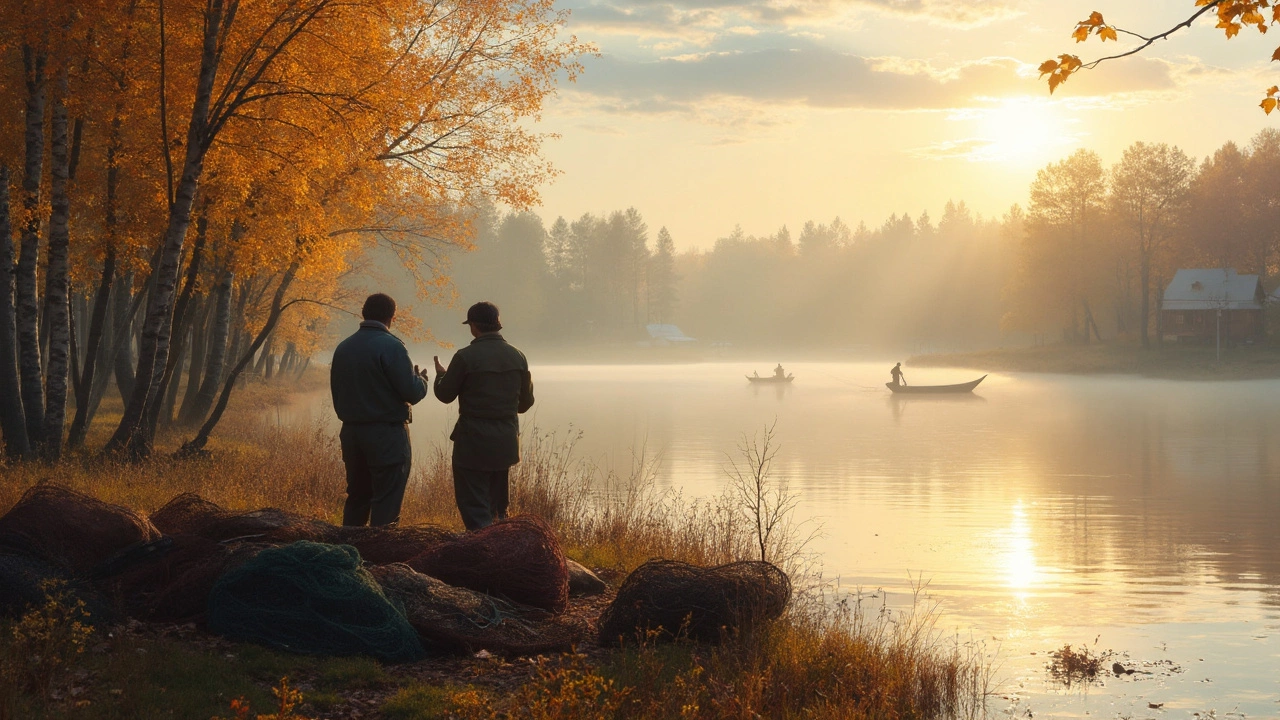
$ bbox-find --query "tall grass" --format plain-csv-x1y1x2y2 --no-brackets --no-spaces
0,382,993,718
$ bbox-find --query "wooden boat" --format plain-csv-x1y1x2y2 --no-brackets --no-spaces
747,374,794,384
885,375,986,394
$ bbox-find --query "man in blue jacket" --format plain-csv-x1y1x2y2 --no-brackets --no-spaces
330,293,429,526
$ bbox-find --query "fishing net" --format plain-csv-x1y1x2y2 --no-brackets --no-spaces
207,541,424,662
0,552,111,622
149,494,341,545
597,559,791,645
98,535,266,624
148,493,227,536
333,524,457,566
370,564,584,656
407,516,569,612
0,485,161,575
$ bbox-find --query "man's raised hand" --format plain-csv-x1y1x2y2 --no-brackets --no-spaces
414,364,429,383
433,355,446,376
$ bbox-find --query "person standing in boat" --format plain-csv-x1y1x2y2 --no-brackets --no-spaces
774,363,786,379
890,362,906,387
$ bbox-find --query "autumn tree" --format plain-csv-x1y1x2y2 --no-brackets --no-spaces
1110,142,1195,348
1012,150,1110,342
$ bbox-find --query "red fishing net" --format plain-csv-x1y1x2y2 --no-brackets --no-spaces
597,559,791,645
408,516,570,612
0,485,161,575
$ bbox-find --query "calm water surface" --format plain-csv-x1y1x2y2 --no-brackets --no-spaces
289,361,1280,717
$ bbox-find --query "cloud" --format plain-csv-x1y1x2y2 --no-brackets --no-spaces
846,0,1023,27
565,0,1022,40
570,49,1182,113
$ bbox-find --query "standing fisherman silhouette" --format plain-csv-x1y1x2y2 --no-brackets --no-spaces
890,362,907,387
330,293,430,526
774,363,786,379
433,302,535,531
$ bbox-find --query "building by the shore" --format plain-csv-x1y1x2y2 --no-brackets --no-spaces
1161,269,1265,344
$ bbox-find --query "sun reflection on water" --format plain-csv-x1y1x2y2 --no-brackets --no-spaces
1003,500,1041,601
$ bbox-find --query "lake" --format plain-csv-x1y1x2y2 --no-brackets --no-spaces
286,360,1280,717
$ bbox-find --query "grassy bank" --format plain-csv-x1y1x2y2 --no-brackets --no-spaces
0,380,992,719
910,341,1280,379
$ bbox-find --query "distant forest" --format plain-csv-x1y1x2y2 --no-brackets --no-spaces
418,129,1280,351
425,201,1012,351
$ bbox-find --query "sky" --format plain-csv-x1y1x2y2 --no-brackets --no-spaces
531,0,1280,250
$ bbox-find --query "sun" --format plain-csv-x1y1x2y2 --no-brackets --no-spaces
969,97,1078,165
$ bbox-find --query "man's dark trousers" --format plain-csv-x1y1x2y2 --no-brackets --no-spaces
340,423,411,526
453,465,509,531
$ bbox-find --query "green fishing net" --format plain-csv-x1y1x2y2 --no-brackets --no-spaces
207,541,424,662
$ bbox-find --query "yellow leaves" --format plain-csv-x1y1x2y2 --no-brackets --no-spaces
1072,10,1118,43
1211,0,1274,38
1040,54,1082,94
1262,86,1280,114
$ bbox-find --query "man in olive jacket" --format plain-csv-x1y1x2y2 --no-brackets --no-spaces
331,293,429,526
432,302,534,531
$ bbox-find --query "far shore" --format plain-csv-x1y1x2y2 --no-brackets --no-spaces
909,342,1280,380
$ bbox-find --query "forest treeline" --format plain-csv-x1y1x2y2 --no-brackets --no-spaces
435,200,1012,350
442,131,1280,353
0,0,584,461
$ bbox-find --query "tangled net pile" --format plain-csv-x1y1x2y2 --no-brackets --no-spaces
409,516,570,612
371,564,583,655
208,542,425,662
0,486,588,663
150,493,342,544
598,559,791,644
0,486,161,574
102,535,268,623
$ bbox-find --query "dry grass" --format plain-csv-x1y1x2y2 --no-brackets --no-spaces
0,378,994,719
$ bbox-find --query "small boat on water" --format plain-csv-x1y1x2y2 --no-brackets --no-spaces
886,375,986,394
748,374,794,384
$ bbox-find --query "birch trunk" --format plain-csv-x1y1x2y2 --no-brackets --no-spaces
112,275,137,401
180,262,298,455
0,166,31,459
16,46,47,448
146,216,205,435
175,296,210,424
180,268,232,427
41,73,72,460
106,0,225,458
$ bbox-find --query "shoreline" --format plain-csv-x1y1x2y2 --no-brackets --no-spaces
908,342,1280,380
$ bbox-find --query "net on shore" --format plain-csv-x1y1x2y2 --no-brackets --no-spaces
99,535,266,624
150,494,341,544
370,563,583,656
408,516,569,612
334,524,457,566
207,541,424,662
0,485,161,575
597,559,791,645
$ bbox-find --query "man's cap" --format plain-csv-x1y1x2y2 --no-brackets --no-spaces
463,301,501,329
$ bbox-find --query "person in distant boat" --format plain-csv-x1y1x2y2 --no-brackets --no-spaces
753,370,760,378
433,302,535,531
774,363,786,379
890,362,906,387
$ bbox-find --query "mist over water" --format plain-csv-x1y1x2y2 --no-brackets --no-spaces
287,360,1280,716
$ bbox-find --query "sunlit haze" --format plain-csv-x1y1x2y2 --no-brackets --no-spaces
537,0,1279,248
